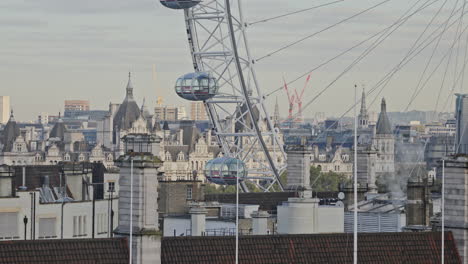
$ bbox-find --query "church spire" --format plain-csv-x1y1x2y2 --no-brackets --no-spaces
126,72,134,99
358,88,369,128
9,110,15,122
274,97,280,125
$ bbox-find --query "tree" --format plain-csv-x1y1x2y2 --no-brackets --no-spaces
310,166,349,192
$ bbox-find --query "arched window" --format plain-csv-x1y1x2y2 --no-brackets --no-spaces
165,152,172,161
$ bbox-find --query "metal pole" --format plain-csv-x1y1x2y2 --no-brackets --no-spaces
110,191,114,238
353,84,358,264
236,159,239,264
92,184,95,239
33,192,36,240
30,193,33,240
129,158,134,264
442,159,445,264
61,202,64,239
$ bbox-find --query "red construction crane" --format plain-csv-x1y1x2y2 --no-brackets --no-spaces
294,74,311,122
282,76,295,121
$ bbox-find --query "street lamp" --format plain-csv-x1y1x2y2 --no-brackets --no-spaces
108,184,115,238
23,215,28,240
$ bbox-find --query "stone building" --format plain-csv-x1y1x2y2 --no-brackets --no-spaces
373,98,395,177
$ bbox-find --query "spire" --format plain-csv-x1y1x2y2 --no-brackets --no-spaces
381,97,387,113
360,89,367,116
274,97,280,124
126,72,134,99
358,88,369,128
376,98,392,135
9,110,14,122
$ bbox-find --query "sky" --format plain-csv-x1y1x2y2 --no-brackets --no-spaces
1,0,467,121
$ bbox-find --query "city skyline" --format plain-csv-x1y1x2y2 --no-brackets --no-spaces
2,0,465,121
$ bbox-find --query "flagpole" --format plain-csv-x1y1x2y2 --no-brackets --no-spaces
353,84,358,264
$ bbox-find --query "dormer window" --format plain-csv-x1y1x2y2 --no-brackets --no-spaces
177,152,185,161
165,151,172,161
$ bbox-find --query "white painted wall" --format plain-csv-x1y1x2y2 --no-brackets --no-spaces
0,190,118,240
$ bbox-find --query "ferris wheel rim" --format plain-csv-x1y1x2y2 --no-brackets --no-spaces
182,0,287,191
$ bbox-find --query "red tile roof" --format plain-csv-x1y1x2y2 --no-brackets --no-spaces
0,238,128,264
161,232,461,264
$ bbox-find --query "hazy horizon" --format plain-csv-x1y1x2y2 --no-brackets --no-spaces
2,0,466,121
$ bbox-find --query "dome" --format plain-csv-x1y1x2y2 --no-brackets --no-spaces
160,0,201,9
175,72,218,101
2,110,20,152
204,157,247,185
113,73,141,131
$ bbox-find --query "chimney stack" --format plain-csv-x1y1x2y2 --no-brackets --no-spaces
251,211,269,235
190,207,207,236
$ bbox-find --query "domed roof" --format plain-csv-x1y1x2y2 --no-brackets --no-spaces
376,98,392,135
50,116,67,140
113,73,141,131
2,110,20,152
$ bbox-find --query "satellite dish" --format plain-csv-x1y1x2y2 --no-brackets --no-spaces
338,192,345,200
336,201,344,207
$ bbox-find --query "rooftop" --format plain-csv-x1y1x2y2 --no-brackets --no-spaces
162,232,460,264
0,238,128,264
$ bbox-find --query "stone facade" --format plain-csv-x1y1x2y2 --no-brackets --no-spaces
442,156,468,263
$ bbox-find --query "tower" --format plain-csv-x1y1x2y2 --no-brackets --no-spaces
112,73,144,155
373,98,395,176
358,89,369,129
114,134,162,264
273,97,280,126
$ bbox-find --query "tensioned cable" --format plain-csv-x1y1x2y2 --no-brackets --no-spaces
433,1,465,113
307,6,468,141
406,23,468,112
265,0,436,99
255,0,393,62
406,0,460,108
248,0,345,26
367,2,467,107
293,0,443,122
369,0,451,108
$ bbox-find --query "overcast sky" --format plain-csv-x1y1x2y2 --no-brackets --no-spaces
1,0,466,121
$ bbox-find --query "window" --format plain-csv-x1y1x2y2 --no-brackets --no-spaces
73,216,78,237
39,217,56,238
165,152,172,161
0,212,18,239
187,186,193,200
74,215,87,237
97,213,108,235
108,182,115,192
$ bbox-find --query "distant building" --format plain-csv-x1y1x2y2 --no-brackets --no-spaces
37,112,49,125
155,106,178,121
190,102,208,121
64,100,90,118
0,96,10,124
177,106,187,120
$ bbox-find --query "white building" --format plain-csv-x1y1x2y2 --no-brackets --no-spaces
0,164,118,241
